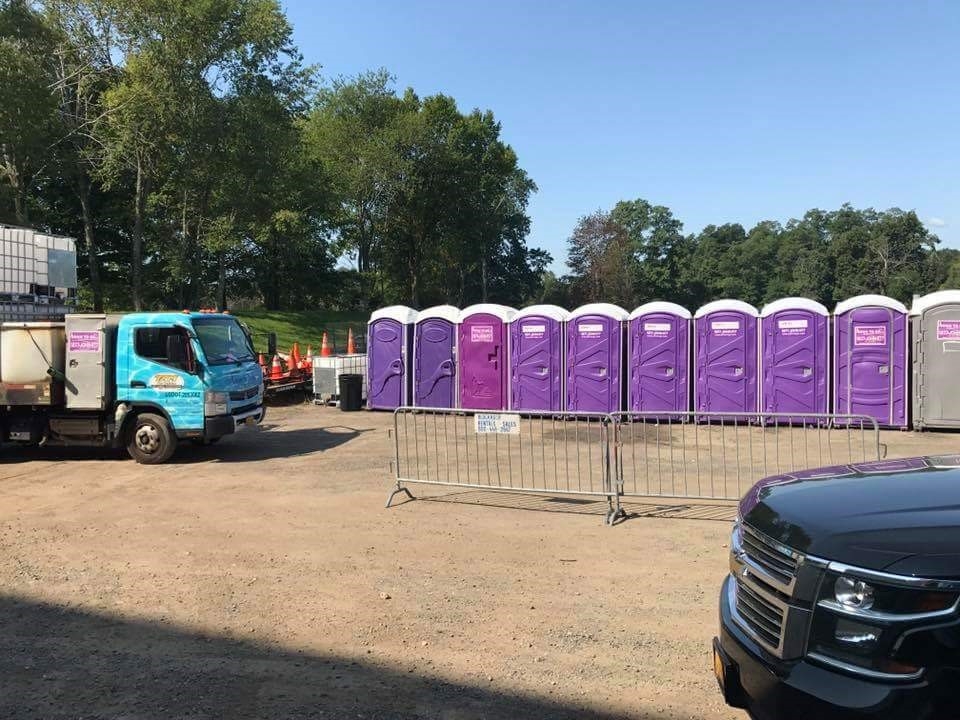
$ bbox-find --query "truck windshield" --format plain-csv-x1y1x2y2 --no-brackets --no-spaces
192,317,255,365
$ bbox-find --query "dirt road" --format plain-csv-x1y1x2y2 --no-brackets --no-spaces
0,405,955,719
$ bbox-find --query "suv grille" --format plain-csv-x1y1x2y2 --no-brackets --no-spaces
731,524,803,657
734,577,786,651
741,525,799,591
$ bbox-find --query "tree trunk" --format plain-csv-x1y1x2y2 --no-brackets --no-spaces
217,252,226,310
77,174,103,311
131,155,147,311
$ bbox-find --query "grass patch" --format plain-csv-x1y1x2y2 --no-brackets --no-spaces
235,310,368,354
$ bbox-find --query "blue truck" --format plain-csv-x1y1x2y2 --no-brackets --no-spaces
0,312,264,463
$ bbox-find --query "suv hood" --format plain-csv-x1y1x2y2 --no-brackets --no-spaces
740,456,960,578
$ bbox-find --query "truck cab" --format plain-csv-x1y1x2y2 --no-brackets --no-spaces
1,311,264,463
713,456,960,719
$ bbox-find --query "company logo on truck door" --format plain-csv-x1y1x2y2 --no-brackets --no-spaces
149,373,185,390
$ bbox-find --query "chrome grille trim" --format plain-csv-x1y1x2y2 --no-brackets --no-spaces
741,524,800,594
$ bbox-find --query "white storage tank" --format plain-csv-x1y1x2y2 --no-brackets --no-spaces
1,321,66,383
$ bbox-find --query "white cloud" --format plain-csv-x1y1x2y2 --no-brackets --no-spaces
927,217,947,228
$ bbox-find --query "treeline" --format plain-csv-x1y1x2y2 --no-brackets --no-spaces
0,0,547,311
549,199,958,310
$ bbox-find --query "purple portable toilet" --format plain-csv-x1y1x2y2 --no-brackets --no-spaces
566,303,629,414
694,299,759,417
759,298,829,422
413,305,460,409
367,305,418,410
510,304,569,412
458,303,515,410
833,294,908,428
628,301,691,414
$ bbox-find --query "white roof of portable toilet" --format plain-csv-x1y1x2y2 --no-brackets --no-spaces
514,304,570,321
760,297,828,318
909,290,960,316
569,302,629,321
416,304,461,324
694,299,759,318
834,294,907,316
629,301,692,320
369,305,419,324
459,303,516,322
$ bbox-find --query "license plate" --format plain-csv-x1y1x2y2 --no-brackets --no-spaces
713,646,726,689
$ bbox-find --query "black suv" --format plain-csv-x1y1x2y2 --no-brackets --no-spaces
713,455,960,719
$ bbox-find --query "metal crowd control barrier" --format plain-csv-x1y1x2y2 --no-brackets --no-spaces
610,412,881,514
387,408,882,526
387,407,622,524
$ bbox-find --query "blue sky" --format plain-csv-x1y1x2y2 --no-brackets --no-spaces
284,1,959,274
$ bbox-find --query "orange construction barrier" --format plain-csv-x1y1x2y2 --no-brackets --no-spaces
346,327,356,354
270,354,283,381
320,331,331,357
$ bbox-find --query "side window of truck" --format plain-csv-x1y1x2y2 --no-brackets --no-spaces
134,327,187,368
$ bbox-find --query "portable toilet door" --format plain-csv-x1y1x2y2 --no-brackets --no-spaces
413,305,460,408
566,303,629,414
458,303,515,410
367,306,418,410
833,294,908,428
759,298,829,422
694,300,759,416
628,301,691,414
510,304,568,412
911,290,960,429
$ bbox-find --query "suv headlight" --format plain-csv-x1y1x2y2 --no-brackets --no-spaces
809,568,959,678
204,390,228,416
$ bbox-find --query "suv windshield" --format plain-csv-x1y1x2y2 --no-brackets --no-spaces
192,317,255,365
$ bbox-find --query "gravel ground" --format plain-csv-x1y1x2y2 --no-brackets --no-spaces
0,404,955,719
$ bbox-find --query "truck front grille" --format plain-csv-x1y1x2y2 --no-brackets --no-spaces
734,577,786,651
230,385,260,402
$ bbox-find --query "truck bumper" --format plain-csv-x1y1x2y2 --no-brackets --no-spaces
204,406,265,441
714,576,935,720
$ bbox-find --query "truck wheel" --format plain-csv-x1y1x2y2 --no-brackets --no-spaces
127,413,176,464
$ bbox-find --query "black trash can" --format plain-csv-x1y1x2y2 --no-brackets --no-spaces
338,373,363,411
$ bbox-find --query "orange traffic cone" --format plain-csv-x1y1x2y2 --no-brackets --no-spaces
258,353,266,375
320,331,331,357
346,327,356,354
270,354,283,381
291,343,301,368
304,345,313,367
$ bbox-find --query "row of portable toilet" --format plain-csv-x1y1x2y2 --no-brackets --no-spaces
365,291,960,429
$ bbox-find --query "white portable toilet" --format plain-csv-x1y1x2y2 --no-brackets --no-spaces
911,290,960,429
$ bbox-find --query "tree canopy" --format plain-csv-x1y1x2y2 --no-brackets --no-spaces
0,0,953,314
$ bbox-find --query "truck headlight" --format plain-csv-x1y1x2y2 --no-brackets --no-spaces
204,390,228,416
834,576,875,610
808,569,959,678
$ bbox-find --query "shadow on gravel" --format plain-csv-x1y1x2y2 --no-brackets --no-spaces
0,594,671,720
413,489,736,524
171,425,373,464
0,426,371,465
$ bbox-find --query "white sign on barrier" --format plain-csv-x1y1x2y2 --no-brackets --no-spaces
475,413,521,435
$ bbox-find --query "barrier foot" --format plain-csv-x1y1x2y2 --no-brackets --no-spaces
385,484,415,508
605,497,627,526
